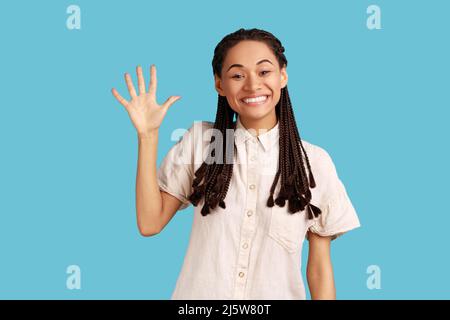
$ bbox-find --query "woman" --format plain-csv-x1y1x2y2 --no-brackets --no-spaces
111,28,361,300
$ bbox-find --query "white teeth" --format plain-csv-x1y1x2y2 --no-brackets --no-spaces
243,95,268,103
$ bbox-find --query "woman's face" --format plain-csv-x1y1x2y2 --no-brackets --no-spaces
215,40,288,129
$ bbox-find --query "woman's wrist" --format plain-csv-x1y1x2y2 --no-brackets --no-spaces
138,129,159,140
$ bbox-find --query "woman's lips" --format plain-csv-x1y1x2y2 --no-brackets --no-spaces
240,95,270,106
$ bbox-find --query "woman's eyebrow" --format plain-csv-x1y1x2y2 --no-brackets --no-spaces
226,59,273,72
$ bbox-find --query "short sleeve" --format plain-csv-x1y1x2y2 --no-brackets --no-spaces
157,123,197,211
307,147,361,241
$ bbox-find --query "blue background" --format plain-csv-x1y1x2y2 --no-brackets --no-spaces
0,0,449,299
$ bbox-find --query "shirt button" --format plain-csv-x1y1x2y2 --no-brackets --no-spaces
249,184,255,190
243,243,248,249
250,156,257,162
246,210,253,217
239,272,245,278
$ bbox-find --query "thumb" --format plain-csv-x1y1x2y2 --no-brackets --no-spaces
162,95,182,110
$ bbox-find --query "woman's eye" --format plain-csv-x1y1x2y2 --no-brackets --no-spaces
231,71,270,79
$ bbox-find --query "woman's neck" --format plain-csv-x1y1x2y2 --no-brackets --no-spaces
238,113,278,136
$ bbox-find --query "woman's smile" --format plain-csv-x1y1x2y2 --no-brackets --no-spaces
240,94,271,106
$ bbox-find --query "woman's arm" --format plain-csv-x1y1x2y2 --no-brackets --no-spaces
306,231,336,299
112,65,182,236
136,133,186,236
135,131,163,236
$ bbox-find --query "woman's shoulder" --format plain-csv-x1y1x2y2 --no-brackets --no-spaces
300,139,337,176
183,120,215,144
180,120,215,161
186,120,215,134
300,139,331,159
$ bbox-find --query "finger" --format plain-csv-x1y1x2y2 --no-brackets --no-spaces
111,88,129,109
148,64,157,97
124,73,137,98
136,65,146,95
162,95,181,110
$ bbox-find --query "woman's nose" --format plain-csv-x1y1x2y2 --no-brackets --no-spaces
243,73,262,91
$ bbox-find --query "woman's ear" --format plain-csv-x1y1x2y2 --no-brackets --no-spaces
214,74,226,96
280,66,288,89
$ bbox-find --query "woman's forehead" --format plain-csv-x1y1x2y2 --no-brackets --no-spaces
224,41,276,68
226,40,273,57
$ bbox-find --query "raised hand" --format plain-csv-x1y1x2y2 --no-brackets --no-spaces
112,65,181,138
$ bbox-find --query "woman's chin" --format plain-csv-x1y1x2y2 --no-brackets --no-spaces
238,106,276,122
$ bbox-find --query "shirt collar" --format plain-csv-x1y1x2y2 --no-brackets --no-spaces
234,115,279,152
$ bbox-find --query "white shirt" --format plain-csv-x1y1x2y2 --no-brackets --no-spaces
157,115,361,300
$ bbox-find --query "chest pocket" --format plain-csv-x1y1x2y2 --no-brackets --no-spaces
268,205,306,253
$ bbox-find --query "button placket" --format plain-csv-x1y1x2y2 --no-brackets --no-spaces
233,138,259,299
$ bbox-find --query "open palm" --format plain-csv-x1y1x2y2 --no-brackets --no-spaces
112,65,181,137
